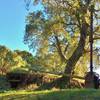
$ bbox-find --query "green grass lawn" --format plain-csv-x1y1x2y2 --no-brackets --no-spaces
0,89,100,100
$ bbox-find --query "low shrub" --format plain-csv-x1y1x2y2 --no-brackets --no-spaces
6,71,84,90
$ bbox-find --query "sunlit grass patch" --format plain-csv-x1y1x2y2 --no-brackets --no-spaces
1,89,100,100
0,89,52,96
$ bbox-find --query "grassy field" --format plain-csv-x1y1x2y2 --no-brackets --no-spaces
0,89,100,100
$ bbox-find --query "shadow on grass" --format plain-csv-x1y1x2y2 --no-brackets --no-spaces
0,75,11,91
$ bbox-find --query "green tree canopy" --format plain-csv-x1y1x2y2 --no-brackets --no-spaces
0,45,26,74
24,0,100,79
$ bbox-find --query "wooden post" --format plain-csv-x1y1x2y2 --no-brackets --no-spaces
90,5,94,73
85,5,95,88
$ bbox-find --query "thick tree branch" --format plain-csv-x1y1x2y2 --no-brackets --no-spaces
64,44,69,54
64,20,88,77
54,34,66,61
93,36,100,40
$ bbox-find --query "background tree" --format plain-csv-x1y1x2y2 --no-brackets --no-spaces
15,50,46,72
0,45,27,74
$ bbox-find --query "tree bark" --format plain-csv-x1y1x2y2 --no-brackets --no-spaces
64,21,88,80
54,34,66,61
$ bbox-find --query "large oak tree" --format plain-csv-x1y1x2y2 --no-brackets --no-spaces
24,0,100,82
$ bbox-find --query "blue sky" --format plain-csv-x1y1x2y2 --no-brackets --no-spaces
0,0,29,51
0,0,99,51
0,0,42,54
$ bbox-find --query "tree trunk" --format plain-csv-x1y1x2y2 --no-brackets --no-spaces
64,21,88,82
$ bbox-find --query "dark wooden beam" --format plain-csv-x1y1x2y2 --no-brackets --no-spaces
89,5,94,73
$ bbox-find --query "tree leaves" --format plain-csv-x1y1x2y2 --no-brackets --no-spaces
24,0,100,76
